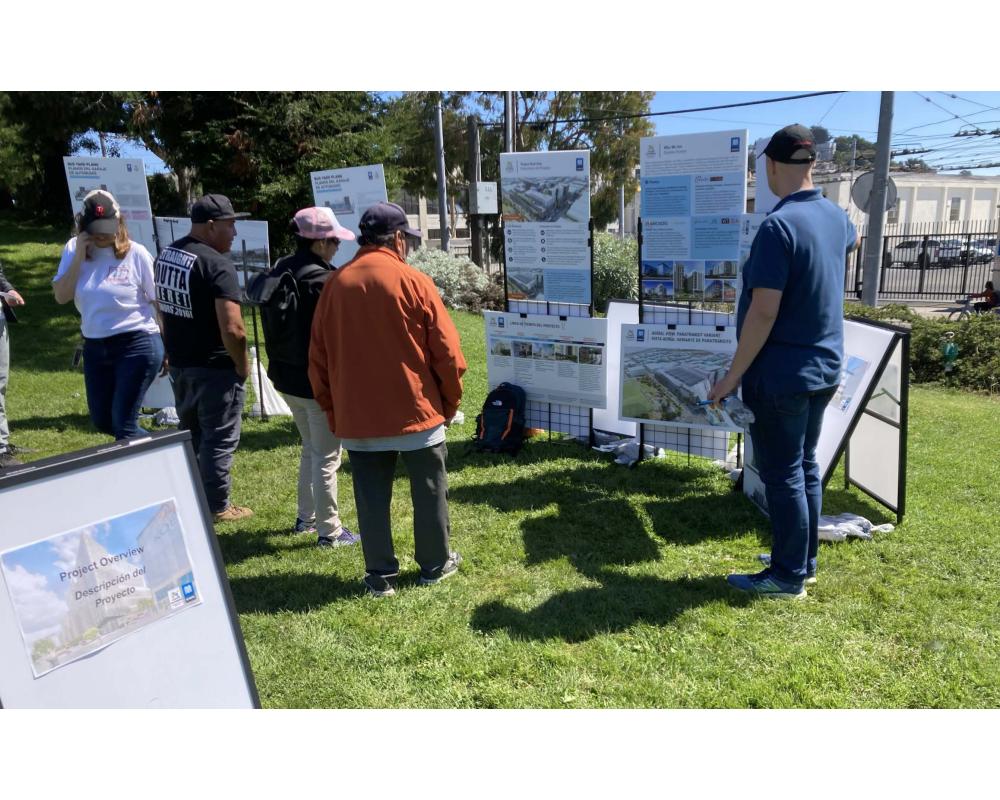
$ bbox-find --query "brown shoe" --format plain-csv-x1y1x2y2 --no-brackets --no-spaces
214,504,254,523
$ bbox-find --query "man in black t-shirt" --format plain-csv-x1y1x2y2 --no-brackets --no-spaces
155,194,253,522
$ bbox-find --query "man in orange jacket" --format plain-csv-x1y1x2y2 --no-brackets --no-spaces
309,202,467,597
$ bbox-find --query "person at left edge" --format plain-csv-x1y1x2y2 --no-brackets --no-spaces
154,193,253,524
0,258,26,468
52,190,165,442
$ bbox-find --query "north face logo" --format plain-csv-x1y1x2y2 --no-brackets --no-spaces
492,400,503,406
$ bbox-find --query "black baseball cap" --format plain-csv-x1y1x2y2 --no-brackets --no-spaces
80,189,121,235
358,202,422,240
190,193,249,223
763,124,817,164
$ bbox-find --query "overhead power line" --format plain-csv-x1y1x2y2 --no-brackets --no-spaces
478,91,845,129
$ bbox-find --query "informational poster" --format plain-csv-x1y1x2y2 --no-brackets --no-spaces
735,212,767,307
500,150,591,305
1,499,200,679
63,157,156,255
638,131,747,300
484,311,607,409
753,136,781,214
619,323,740,431
153,217,271,286
310,164,388,267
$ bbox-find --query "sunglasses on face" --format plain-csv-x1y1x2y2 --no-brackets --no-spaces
327,237,340,246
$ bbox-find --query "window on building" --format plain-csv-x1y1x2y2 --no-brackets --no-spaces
888,200,900,224
949,197,962,222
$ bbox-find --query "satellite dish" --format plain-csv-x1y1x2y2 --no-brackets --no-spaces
851,171,898,214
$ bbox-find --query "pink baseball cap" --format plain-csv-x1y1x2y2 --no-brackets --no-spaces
292,206,356,241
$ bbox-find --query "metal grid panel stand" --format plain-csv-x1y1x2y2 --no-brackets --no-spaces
501,219,597,444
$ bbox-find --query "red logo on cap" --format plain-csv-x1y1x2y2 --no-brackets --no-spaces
95,205,105,216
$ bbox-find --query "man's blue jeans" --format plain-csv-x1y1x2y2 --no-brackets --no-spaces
83,330,164,440
743,380,837,586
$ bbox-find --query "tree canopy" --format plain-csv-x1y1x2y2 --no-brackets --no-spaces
0,90,656,233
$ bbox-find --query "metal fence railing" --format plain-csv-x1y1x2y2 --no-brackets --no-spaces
847,218,999,301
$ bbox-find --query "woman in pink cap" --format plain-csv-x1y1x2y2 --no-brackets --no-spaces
52,189,164,441
260,206,361,548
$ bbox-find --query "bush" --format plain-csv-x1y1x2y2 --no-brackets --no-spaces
845,302,1000,393
592,231,638,312
408,247,502,313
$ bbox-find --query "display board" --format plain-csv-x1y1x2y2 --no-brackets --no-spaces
500,150,591,306
310,164,388,267
484,311,607,409
743,318,908,520
593,300,639,437
845,322,909,521
153,217,271,288
63,157,156,255
639,130,747,272
619,323,740,432
752,136,781,214
0,433,259,708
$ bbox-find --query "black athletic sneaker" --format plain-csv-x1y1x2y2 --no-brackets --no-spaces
419,552,463,586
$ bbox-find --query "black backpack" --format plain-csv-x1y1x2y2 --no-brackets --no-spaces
245,262,326,367
472,382,527,455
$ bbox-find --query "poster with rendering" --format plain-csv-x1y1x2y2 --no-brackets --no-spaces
63,157,157,256
638,131,747,267
485,311,607,408
0,499,201,678
619,323,740,430
500,150,591,305
154,217,271,286
310,164,388,267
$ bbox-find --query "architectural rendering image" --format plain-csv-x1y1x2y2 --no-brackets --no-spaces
642,279,674,302
503,176,588,223
672,261,705,301
507,266,545,299
1,499,197,677
621,346,736,427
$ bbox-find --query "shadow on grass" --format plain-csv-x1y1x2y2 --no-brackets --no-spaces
451,461,746,576
821,486,896,526
216,527,300,566
228,570,359,613
13,412,94,436
471,572,741,643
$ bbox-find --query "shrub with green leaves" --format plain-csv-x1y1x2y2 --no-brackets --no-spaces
846,302,1000,393
408,247,501,312
592,231,638,312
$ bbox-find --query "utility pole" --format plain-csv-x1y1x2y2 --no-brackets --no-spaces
618,120,626,238
861,92,894,307
434,101,450,253
467,115,483,267
504,92,516,153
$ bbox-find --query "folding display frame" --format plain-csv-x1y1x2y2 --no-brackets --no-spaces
842,318,910,523
0,432,260,708
741,318,910,524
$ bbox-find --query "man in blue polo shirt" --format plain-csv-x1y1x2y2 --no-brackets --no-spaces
709,124,860,599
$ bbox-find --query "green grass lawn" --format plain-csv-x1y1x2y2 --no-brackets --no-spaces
3,218,999,708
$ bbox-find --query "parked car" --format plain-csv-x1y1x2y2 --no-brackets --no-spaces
938,238,994,265
936,239,965,265
891,239,942,268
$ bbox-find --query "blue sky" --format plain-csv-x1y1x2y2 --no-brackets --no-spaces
103,91,1000,178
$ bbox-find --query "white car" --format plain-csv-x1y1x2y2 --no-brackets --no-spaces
891,239,942,268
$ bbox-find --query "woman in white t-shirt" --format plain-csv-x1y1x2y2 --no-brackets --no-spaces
53,190,164,440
